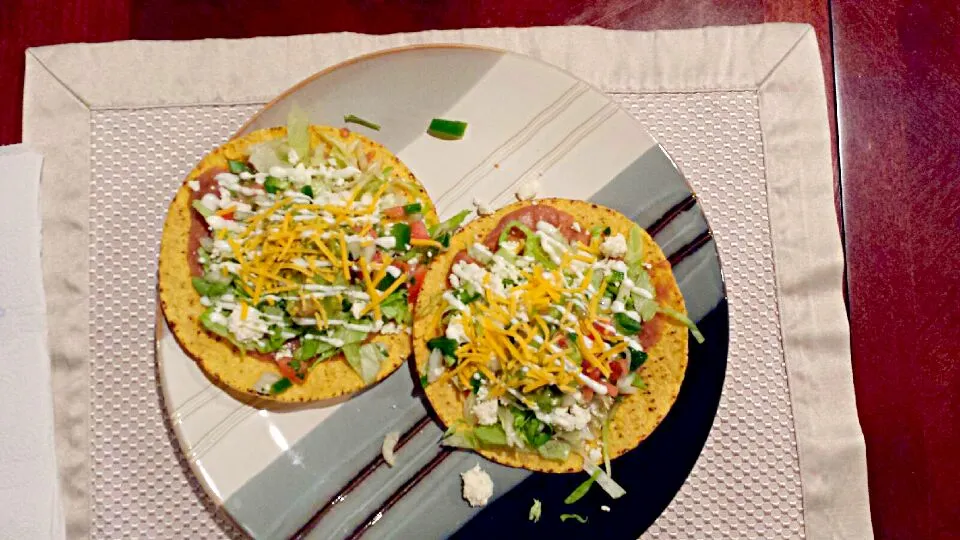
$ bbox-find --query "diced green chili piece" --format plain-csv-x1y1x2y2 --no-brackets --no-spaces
427,336,458,357
228,159,250,174
391,222,411,250
270,377,293,395
427,118,468,140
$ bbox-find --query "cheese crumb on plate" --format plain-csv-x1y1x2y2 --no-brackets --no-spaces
461,464,494,507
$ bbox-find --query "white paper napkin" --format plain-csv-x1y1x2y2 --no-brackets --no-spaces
0,145,65,540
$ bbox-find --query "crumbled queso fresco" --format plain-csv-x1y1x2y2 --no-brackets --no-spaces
461,464,494,507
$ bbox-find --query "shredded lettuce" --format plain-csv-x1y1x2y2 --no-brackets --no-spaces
255,327,287,354
601,438,612,478
625,225,645,268
560,514,588,524
343,342,384,384
497,221,556,269
658,305,706,344
380,291,410,324
564,471,600,504
529,499,542,523
636,298,659,322
191,200,214,218
191,277,230,298
513,408,553,448
474,424,508,447
330,327,368,345
537,439,571,461
248,140,286,173
581,459,627,499
441,423,478,449
286,104,310,163
430,209,471,243
293,338,321,361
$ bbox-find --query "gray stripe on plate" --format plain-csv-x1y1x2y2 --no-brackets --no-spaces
223,370,424,539
588,144,692,230
223,144,719,539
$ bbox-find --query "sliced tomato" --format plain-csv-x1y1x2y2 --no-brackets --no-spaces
604,382,620,397
383,205,406,220
408,265,428,305
410,220,430,240
219,209,235,220
371,251,384,264
339,127,351,138
276,358,303,384
609,358,626,381
582,364,602,381
556,336,569,348
391,260,410,273
580,386,595,402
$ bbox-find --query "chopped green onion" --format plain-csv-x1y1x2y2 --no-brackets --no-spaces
227,159,250,174
403,202,422,214
270,377,292,395
301,185,314,197
632,375,647,389
628,349,648,371
560,514,588,524
191,200,214,218
376,273,398,292
420,374,429,387
343,114,381,131
469,372,485,394
564,471,600,504
427,118,468,140
613,312,642,335
264,176,285,194
427,336,458,357
391,222,411,250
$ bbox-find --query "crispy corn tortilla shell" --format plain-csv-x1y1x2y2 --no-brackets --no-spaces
159,126,437,402
413,199,688,473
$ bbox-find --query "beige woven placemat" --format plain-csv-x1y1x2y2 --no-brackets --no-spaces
23,25,871,539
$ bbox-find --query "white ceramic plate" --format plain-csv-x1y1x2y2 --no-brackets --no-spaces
157,44,727,539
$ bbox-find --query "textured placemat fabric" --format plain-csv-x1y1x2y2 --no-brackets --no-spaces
23,24,871,540
87,91,801,538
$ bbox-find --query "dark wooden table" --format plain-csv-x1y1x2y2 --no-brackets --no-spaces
1,1,957,538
